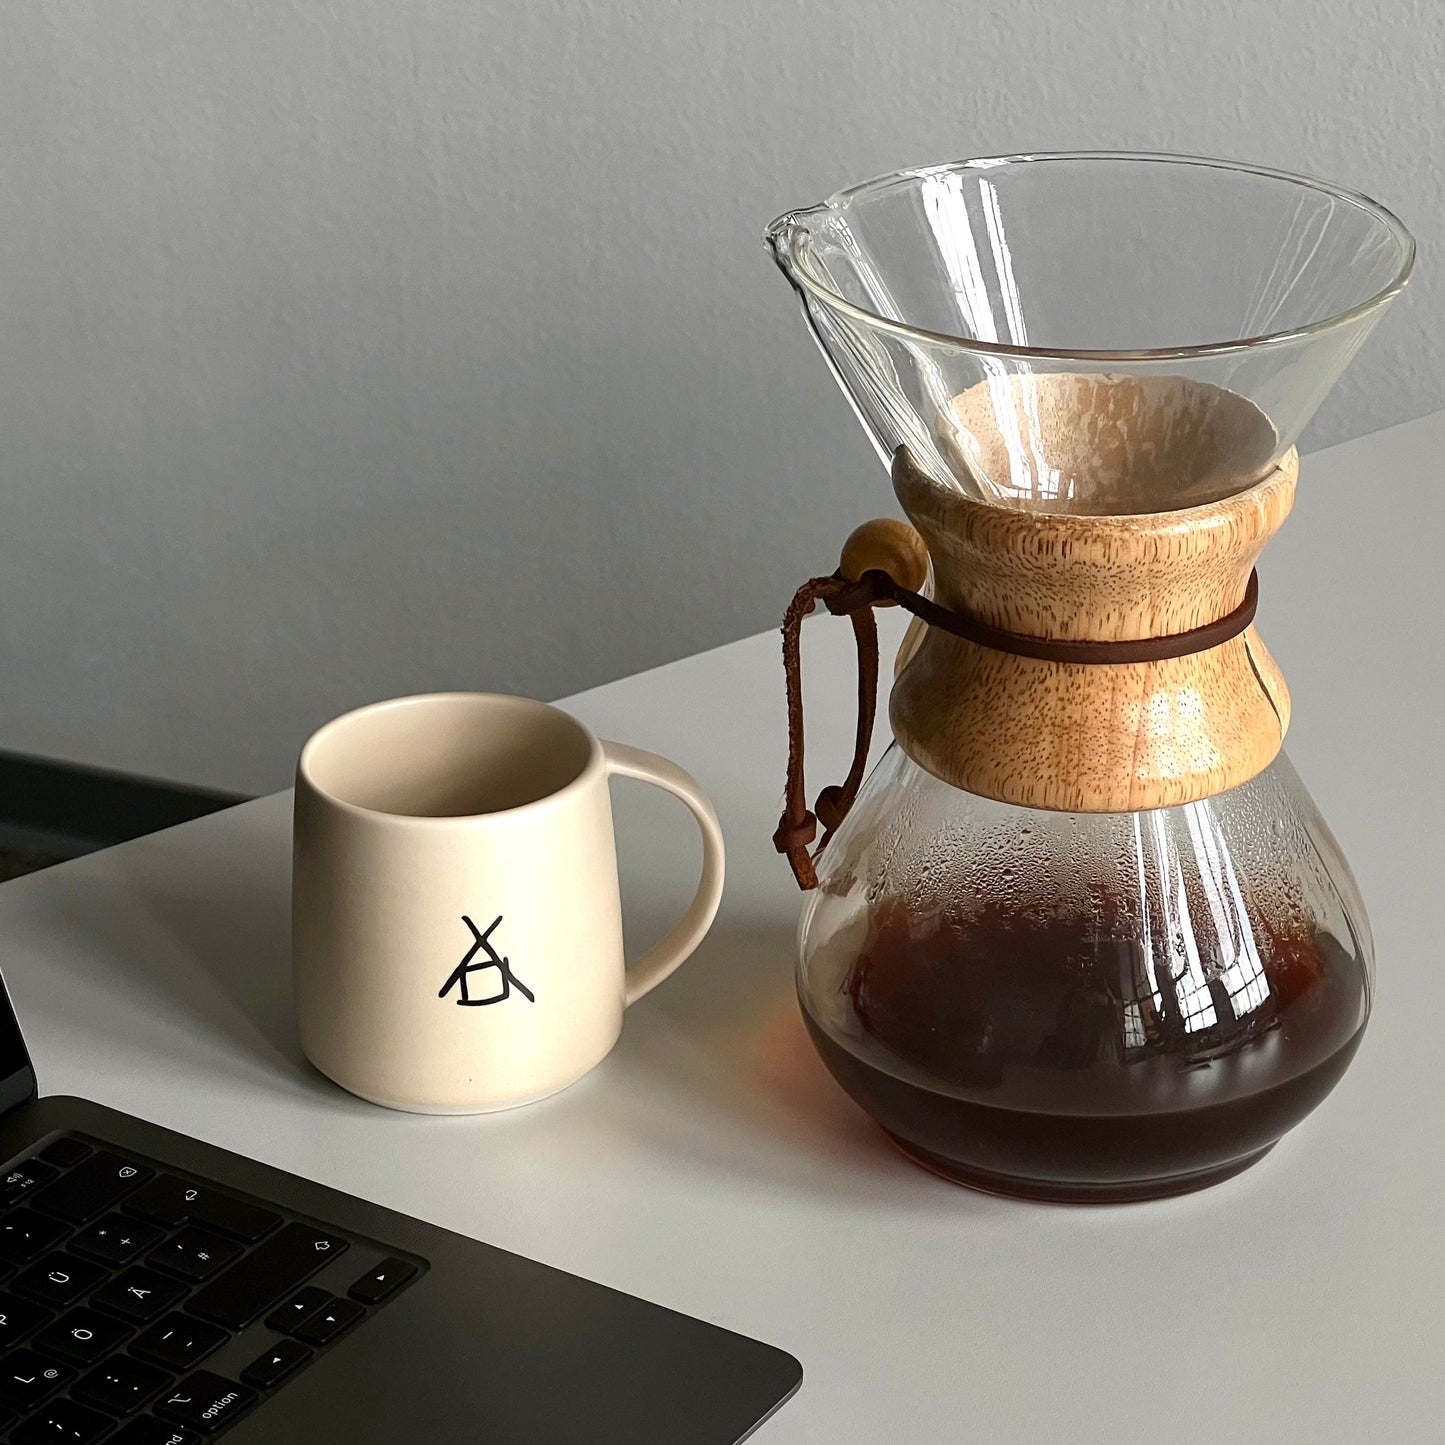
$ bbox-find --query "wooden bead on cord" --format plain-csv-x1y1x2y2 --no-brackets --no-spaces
839,518,929,603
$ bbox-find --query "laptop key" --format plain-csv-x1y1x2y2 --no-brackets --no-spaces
12,1396,113,1444
0,1210,69,1262
14,1251,107,1307
126,1177,280,1242
294,1295,363,1345
131,1313,227,1371
0,1291,54,1346
111,1421,201,1445
75,1354,174,1414
239,1337,310,1389
70,1212,165,1267
187,1193,281,1242
92,1267,186,1322
187,1222,347,1328
121,1178,190,1228
0,1346,73,1407
148,1228,242,1283
156,1371,257,1434
37,1139,92,1170
31,1152,152,1223
36,1306,132,1363
265,1285,330,1334
69,1208,163,1265
349,1256,417,1304
0,1159,58,1206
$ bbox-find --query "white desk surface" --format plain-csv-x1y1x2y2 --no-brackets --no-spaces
4,413,1444,1443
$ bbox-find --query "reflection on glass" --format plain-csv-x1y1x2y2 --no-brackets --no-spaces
798,749,1373,1201
767,152,1413,508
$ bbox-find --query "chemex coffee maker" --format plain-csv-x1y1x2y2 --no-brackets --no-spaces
765,153,1414,1202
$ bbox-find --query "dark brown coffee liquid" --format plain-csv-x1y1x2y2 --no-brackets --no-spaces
802,899,1367,1201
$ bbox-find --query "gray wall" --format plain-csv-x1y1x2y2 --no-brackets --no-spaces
1,1,1439,794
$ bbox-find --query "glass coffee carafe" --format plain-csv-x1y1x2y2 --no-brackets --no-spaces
766,153,1414,1202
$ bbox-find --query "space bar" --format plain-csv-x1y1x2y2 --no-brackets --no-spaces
188,1222,349,1327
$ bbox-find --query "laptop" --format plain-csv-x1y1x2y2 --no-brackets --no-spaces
0,981,802,1442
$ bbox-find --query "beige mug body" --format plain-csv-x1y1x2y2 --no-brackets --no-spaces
293,693,725,1114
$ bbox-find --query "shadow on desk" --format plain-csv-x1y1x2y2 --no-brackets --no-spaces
24,811,306,1084
611,915,992,1210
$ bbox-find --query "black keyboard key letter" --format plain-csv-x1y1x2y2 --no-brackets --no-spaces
14,1252,106,1308
92,1267,186,1323
36,1306,132,1364
157,1371,257,1435
0,1347,73,1408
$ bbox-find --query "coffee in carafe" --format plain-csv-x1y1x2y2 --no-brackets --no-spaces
765,154,1412,1200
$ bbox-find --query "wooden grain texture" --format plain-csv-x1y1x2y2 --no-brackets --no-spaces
886,375,1298,812
839,517,929,601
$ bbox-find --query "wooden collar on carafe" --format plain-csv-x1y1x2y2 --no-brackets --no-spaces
774,442,1299,889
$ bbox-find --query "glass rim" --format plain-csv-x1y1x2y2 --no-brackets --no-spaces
765,150,1417,363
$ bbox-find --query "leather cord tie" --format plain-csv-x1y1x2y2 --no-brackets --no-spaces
774,566,1260,890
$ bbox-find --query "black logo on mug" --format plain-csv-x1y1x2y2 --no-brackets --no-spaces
438,915,536,1007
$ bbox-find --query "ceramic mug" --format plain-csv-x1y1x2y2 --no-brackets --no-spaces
292,693,725,1113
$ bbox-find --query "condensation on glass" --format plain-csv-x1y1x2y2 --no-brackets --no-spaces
767,154,1414,1201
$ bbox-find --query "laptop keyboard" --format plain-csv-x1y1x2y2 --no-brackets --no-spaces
0,1133,425,1441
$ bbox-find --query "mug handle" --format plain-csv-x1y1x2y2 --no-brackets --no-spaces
602,740,726,1006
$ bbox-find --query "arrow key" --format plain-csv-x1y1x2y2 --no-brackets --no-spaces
348,1257,417,1304
240,1337,311,1389
294,1296,363,1345
265,1286,330,1334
